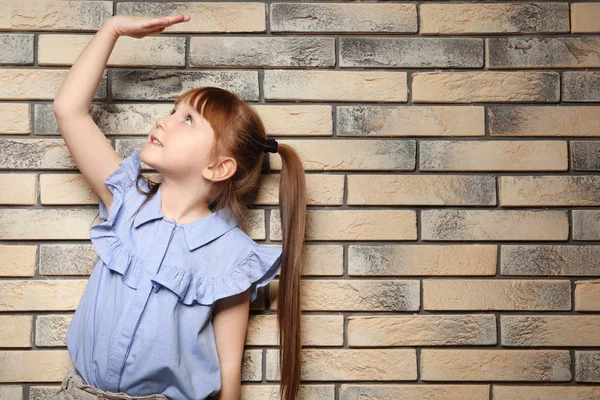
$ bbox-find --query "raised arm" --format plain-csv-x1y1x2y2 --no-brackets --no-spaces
53,17,123,212
53,14,190,213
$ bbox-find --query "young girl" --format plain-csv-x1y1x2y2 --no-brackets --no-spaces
52,14,306,400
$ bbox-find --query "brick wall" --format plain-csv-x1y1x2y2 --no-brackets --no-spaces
1,0,600,399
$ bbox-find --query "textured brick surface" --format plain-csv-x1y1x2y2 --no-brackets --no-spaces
2,0,599,397
489,105,600,136
413,72,559,103
420,3,569,35
421,349,571,381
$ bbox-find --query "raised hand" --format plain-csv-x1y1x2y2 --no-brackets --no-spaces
109,14,191,39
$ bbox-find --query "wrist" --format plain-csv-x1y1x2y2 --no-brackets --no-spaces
101,17,120,39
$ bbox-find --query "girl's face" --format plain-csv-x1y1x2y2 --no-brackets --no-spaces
141,101,217,181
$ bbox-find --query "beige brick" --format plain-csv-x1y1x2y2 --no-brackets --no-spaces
420,140,567,171
247,209,267,241
0,208,97,240
247,314,343,346
412,72,559,103
0,279,86,311
487,37,600,69
423,279,571,311
0,33,33,64
39,35,185,67
563,72,600,102
0,0,112,31
420,3,569,35
494,386,600,400
0,173,36,204
0,245,36,277
266,349,417,381
0,103,30,134
270,209,417,241
241,350,262,382
241,385,334,400
340,384,489,399
270,279,420,312
489,105,600,136
0,69,106,100
500,176,600,206
190,37,334,68
573,210,600,240
111,70,259,101
250,105,332,136
40,173,98,206
264,70,408,102
35,314,71,347
502,245,600,276
0,350,73,382
349,244,497,276
575,280,600,312
571,3,600,33
283,245,343,276
337,105,485,137
422,210,569,241
270,3,417,33
502,316,600,347
347,174,495,205
0,315,32,347
576,351,600,382
268,139,415,171
257,174,344,206
0,385,23,400
348,314,496,347
117,1,265,33
421,349,571,381
340,37,483,68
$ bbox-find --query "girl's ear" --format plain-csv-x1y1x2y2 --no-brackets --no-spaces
202,156,237,183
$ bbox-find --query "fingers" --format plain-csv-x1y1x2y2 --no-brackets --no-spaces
142,14,189,29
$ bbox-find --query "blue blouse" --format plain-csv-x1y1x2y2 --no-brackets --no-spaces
66,151,283,399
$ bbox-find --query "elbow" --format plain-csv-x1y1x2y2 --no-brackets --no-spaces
53,101,88,120
52,101,69,118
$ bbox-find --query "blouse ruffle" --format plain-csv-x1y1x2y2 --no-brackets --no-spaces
151,245,283,305
89,150,283,306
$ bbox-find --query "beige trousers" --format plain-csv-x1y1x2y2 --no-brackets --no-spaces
52,369,170,400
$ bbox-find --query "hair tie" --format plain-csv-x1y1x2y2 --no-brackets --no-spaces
262,137,278,153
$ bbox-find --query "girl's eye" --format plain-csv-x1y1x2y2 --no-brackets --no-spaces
184,116,192,126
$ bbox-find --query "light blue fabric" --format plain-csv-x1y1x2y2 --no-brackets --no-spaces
66,150,283,399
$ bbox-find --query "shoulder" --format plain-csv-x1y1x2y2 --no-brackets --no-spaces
203,227,283,303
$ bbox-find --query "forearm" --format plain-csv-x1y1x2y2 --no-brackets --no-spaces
53,17,119,117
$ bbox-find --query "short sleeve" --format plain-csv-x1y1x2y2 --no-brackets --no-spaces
149,243,284,306
227,244,283,304
98,151,141,221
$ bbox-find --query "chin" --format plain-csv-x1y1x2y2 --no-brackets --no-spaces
140,146,156,168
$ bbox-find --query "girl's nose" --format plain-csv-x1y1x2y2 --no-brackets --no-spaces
155,116,166,130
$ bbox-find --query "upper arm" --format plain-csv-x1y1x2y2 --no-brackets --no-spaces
53,111,122,211
212,289,251,373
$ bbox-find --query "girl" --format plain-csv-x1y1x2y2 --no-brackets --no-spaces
52,14,306,400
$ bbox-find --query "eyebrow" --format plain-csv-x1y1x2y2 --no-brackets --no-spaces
172,105,203,119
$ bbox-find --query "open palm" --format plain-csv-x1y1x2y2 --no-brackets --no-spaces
110,14,191,39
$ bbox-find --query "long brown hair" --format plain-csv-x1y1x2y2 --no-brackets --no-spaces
128,87,305,399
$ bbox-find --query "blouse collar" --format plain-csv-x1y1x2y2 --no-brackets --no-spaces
132,184,238,251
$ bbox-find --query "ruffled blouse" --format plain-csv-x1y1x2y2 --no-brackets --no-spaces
65,150,283,399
